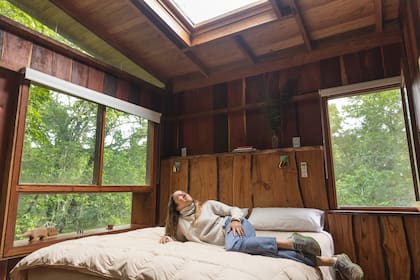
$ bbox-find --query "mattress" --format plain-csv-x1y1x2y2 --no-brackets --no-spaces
10,227,335,280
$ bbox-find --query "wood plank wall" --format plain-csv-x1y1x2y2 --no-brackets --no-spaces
0,24,164,279
162,43,402,158
159,33,420,280
328,213,420,280
158,147,328,225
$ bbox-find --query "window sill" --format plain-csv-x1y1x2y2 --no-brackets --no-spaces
4,224,147,258
328,208,420,216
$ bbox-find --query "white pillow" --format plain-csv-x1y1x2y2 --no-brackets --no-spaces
248,207,324,232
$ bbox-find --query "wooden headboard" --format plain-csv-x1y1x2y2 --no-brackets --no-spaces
158,146,329,225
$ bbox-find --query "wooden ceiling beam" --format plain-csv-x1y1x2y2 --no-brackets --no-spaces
183,50,209,77
172,26,401,92
233,35,257,65
290,0,312,51
374,0,383,32
269,0,283,19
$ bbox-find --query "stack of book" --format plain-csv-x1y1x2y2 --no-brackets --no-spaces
232,146,256,153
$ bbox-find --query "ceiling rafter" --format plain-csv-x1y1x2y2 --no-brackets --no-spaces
130,0,212,79
50,0,166,83
290,0,312,51
374,0,383,32
233,35,257,65
172,25,401,92
183,50,209,77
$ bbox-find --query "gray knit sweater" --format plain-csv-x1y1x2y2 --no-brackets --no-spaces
176,200,246,246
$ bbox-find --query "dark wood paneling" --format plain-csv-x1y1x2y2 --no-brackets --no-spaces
353,215,386,279
320,57,342,88
360,47,384,81
183,87,213,154
1,32,31,69
51,52,72,81
103,73,117,97
329,213,420,280
218,155,234,205
116,79,130,101
381,216,411,279
158,159,171,225
245,74,264,104
30,45,53,75
382,43,402,77
404,216,420,280
246,110,271,148
296,100,322,146
213,83,228,153
71,61,89,87
87,67,105,92
231,153,252,209
227,79,246,150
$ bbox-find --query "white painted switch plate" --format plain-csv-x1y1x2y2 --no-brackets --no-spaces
300,162,308,178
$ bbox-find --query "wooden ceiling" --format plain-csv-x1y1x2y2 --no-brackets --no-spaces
8,0,401,92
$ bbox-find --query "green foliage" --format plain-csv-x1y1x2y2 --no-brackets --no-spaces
0,0,90,54
15,85,148,239
329,89,415,207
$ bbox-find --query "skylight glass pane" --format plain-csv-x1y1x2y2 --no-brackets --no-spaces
170,0,263,25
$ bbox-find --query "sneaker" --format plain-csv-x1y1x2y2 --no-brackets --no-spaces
289,232,321,256
333,253,364,280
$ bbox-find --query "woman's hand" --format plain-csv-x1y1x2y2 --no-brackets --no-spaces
228,220,245,237
159,235,173,244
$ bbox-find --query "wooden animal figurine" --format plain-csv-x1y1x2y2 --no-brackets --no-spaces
22,226,58,241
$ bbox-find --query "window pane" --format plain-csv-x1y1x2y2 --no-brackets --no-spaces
170,0,264,25
19,85,97,184
102,108,148,185
328,89,415,207
15,193,132,240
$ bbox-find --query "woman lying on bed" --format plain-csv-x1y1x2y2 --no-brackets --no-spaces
160,190,363,280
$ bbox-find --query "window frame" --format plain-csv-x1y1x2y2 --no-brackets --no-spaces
2,73,159,257
320,76,420,211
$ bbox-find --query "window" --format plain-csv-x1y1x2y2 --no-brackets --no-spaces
142,0,273,46
169,0,264,25
321,77,419,208
5,69,160,254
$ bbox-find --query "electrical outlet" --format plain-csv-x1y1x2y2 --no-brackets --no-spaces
300,162,308,178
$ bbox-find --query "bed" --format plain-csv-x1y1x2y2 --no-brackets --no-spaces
11,208,335,280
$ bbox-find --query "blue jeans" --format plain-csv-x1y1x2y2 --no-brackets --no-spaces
224,217,316,267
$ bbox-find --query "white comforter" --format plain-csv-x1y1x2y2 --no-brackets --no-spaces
11,227,333,280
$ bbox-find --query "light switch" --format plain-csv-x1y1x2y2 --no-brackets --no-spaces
300,162,308,178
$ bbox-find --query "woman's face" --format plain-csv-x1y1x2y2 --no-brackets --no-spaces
172,190,193,211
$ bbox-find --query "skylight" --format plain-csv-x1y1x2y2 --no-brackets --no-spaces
170,0,264,25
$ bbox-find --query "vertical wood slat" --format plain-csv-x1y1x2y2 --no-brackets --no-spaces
327,214,357,260
404,216,420,280
380,216,411,280
71,60,89,87
158,159,171,225
353,215,386,280
218,155,234,205
87,67,105,92
252,151,303,207
1,32,32,69
30,45,53,75
232,153,252,209
227,79,246,151
189,157,217,202
213,83,228,153
295,149,328,209
51,52,72,81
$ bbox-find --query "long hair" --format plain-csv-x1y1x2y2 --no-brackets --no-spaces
164,194,203,239
164,194,179,239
